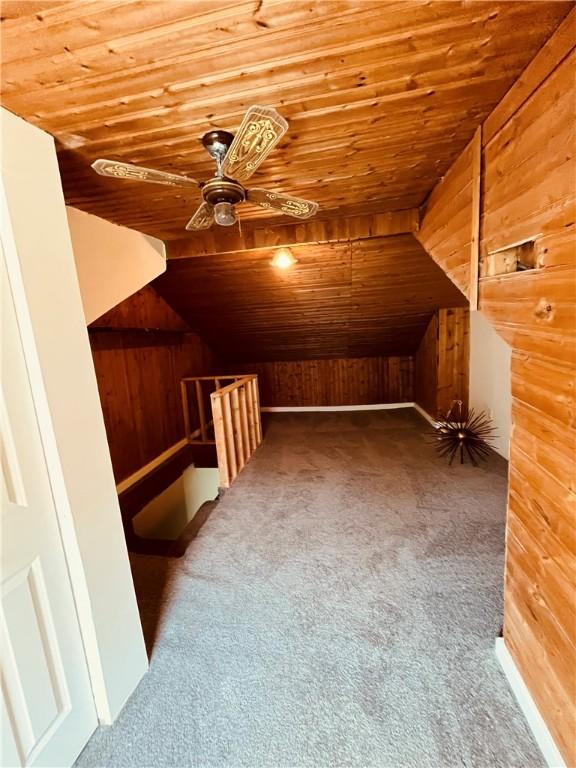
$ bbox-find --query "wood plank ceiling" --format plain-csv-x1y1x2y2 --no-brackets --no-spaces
152,234,467,361
1,1,570,241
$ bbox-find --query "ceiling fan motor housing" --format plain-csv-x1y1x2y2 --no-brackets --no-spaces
202,178,245,206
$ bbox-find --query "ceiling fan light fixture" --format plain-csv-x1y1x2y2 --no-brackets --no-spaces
271,247,297,270
213,201,237,227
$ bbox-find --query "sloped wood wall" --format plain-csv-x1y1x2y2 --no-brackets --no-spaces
417,12,576,762
89,286,219,483
414,308,469,418
416,135,480,303
233,356,413,408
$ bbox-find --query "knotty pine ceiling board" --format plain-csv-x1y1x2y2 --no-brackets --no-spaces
152,234,467,361
1,1,571,240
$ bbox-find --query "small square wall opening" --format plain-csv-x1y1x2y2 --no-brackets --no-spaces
480,239,537,278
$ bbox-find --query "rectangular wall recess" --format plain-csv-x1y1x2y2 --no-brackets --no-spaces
480,238,538,278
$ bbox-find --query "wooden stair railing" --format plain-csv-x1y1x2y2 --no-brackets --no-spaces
180,375,262,488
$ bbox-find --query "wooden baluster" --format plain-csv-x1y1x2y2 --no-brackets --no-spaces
239,384,251,460
181,380,191,442
196,379,207,442
215,378,221,390
252,376,263,444
222,392,237,483
245,379,257,452
211,394,230,488
230,387,245,471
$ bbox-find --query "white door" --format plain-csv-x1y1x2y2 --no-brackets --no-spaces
1,232,98,766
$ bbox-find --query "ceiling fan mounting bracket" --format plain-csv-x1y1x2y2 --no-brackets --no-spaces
202,178,245,206
201,130,235,161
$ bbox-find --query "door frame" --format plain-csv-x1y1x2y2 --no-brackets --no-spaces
1,178,111,724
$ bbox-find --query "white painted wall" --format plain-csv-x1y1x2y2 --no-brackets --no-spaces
133,466,219,540
0,108,148,722
66,206,165,324
469,310,512,459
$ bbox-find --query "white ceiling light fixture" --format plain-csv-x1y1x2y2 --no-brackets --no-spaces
271,247,297,270
213,201,237,227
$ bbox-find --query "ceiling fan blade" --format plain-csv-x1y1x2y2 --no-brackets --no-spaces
221,105,288,183
92,159,199,188
185,202,214,231
247,188,319,219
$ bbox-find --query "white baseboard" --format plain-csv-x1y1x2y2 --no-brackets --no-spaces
260,402,415,413
260,402,440,428
495,637,566,768
412,403,438,426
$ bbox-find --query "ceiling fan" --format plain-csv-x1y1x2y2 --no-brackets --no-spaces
91,105,319,231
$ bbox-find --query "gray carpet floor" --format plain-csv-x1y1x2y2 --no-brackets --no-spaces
75,410,543,768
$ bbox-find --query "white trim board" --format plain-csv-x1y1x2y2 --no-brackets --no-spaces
495,638,566,768
260,402,439,427
261,402,415,413
411,403,438,426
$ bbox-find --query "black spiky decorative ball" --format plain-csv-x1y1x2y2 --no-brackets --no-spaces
432,400,496,466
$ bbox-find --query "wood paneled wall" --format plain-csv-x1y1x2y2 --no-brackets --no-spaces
233,357,413,408
414,308,470,418
416,133,481,303
89,286,218,482
417,12,576,762
89,284,189,330
414,312,439,418
156,234,466,362
169,209,418,258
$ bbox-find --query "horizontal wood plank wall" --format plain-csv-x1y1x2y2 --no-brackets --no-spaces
481,39,576,766
169,209,418,258
416,133,479,300
89,284,190,330
156,235,467,362
233,357,413,407
414,308,470,418
89,286,219,482
418,14,576,762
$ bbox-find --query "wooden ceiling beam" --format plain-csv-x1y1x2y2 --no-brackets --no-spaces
168,208,419,259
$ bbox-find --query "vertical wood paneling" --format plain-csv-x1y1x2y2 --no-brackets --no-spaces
414,313,439,417
437,308,470,415
89,287,219,483
414,308,469,418
233,356,414,408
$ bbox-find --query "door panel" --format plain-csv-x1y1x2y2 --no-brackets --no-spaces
1,233,98,767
